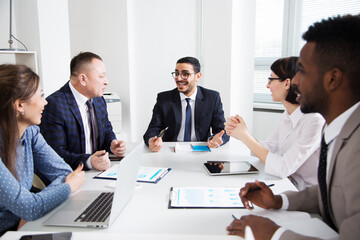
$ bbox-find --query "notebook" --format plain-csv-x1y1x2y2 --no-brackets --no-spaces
43,143,142,228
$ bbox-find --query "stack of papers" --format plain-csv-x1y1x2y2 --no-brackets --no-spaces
95,165,171,183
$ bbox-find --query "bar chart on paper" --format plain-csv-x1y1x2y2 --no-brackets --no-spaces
169,187,245,208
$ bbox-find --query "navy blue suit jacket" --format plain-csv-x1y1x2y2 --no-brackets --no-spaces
143,86,229,145
40,82,116,170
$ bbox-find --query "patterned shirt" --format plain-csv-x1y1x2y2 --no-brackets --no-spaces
0,126,72,232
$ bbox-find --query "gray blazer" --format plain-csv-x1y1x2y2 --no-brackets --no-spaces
281,104,360,240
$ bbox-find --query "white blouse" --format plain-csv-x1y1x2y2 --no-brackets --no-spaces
259,107,325,190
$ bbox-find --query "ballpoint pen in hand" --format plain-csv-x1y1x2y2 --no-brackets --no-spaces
158,127,168,138
247,183,274,193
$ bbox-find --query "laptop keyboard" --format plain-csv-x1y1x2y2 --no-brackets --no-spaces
74,192,114,223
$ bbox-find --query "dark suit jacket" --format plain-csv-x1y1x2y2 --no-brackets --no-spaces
40,82,116,170
281,104,360,240
143,86,229,146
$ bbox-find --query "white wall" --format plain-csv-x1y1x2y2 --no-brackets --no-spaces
127,0,201,142
0,0,11,50
68,0,131,141
12,0,70,96
4,0,258,143
253,109,283,141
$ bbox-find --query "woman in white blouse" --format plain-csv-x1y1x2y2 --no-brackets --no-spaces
225,57,324,190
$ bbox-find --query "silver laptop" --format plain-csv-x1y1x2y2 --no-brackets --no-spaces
44,143,142,228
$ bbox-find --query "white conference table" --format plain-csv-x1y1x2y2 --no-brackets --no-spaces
4,141,299,239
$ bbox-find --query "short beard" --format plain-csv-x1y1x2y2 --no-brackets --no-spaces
300,94,328,115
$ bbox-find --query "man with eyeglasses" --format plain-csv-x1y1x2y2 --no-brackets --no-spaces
143,56,229,152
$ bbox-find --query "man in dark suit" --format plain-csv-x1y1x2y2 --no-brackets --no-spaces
226,15,360,240
40,52,126,171
143,56,229,152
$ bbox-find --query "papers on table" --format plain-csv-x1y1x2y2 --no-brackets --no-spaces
168,187,246,208
137,167,171,183
174,143,193,152
95,165,171,183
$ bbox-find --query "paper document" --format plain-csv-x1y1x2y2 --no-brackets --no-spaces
137,167,171,183
95,165,171,183
169,187,246,208
174,143,193,152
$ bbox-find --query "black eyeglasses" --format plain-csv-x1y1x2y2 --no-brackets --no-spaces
171,72,196,80
267,77,282,84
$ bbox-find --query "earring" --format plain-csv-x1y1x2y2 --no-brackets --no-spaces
20,110,25,116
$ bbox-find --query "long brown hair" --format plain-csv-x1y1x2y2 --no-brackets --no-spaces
0,64,40,177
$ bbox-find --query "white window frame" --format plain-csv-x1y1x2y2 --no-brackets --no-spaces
254,0,360,108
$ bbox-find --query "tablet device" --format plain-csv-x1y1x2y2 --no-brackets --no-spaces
203,161,259,176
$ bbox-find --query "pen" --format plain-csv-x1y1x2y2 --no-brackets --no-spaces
232,214,238,220
158,127,169,138
247,183,275,193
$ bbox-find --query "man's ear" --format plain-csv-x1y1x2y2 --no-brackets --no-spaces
79,74,87,86
324,68,343,92
195,72,202,82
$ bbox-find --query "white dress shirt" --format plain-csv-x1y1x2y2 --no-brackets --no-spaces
323,101,360,182
260,107,325,190
68,82,97,169
177,87,198,142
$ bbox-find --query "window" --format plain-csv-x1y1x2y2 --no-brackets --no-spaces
253,0,360,104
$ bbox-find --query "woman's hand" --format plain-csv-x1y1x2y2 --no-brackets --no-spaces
17,218,27,230
225,115,249,141
65,163,85,193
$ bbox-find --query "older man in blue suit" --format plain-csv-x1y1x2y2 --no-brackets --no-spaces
143,56,229,152
40,52,125,171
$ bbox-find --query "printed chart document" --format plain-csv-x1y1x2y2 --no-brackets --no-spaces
137,167,171,183
95,165,171,183
168,187,246,208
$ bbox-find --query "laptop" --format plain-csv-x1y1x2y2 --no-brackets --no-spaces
44,143,142,228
